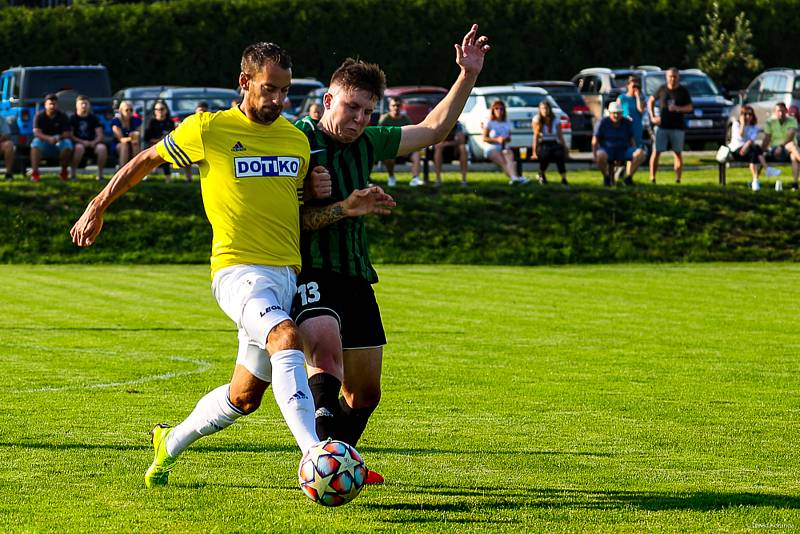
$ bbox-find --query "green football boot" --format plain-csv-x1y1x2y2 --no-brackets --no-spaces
144,424,178,488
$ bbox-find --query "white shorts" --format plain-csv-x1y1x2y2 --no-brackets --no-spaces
211,264,297,382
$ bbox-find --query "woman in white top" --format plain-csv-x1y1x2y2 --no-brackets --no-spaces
729,104,774,185
531,99,568,185
482,100,528,184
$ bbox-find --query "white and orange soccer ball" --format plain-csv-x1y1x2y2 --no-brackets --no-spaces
298,439,367,507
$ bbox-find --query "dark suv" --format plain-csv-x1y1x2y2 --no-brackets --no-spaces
514,81,593,150
0,65,114,150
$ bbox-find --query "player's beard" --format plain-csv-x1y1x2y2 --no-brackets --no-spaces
249,102,282,124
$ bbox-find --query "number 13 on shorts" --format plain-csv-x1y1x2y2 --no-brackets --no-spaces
297,282,320,306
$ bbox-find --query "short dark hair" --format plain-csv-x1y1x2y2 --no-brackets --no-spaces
329,58,386,101
44,93,58,103
667,67,680,75
196,101,208,109
776,102,788,111
76,95,89,103
627,76,640,86
241,42,292,76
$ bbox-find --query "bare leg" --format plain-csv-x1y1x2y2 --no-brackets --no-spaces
649,151,661,182
674,151,683,183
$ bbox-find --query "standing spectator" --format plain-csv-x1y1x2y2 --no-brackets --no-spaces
70,95,108,181
379,97,422,187
648,67,693,184
593,102,646,186
762,102,800,190
433,122,468,186
307,102,323,123
30,93,73,182
729,105,777,189
0,117,16,181
482,99,528,185
616,76,645,147
531,99,568,185
111,101,142,168
145,100,192,182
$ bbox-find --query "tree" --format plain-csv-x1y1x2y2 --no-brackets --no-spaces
685,1,762,93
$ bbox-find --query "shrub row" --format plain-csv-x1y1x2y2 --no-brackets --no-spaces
2,180,799,266
0,0,797,91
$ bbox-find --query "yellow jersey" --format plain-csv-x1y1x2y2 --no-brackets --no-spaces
156,108,310,277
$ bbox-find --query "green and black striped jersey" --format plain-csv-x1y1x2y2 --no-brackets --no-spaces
295,116,402,283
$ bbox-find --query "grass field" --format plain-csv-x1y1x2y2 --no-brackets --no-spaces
1,264,799,532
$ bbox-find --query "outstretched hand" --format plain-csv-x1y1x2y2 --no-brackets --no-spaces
342,186,396,217
455,24,491,77
70,203,104,247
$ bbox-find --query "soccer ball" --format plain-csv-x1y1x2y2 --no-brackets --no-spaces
298,439,367,507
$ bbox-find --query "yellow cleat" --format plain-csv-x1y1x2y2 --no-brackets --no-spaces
144,424,177,488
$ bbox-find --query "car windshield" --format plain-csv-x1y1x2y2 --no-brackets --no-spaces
24,69,111,99
644,73,721,97
172,93,237,112
485,92,551,108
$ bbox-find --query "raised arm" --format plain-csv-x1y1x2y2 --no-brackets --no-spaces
70,145,166,247
396,24,490,155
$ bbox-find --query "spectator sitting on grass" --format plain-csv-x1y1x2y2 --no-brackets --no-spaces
70,95,108,181
30,93,73,182
592,101,645,186
111,100,142,168
762,102,800,190
482,99,527,185
433,121,468,187
379,97,422,187
0,115,16,181
729,105,778,189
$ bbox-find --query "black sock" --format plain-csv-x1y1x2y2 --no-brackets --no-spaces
338,397,377,448
308,373,342,440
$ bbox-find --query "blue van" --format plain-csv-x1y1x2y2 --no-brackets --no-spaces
0,65,114,150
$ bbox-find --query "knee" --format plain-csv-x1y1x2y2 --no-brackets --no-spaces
228,390,262,415
267,319,302,352
96,144,108,156
347,386,381,410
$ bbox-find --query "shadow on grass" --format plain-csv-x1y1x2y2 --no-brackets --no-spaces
363,486,800,518
0,441,296,454
365,446,613,457
2,326,230,332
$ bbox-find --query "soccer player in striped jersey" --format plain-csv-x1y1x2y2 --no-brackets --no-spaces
70,42,391,488
291,24,491,485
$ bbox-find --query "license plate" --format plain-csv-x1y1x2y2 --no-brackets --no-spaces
687,119,713,128
514,120,530,129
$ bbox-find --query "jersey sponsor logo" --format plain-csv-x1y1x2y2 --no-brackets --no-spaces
234,156,301,178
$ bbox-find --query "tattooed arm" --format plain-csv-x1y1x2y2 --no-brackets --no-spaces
302,186,396,231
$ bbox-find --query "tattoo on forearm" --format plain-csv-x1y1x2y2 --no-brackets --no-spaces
302,203,346,231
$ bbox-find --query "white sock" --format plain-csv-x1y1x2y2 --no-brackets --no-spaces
165,384,245,457
270,349,319,452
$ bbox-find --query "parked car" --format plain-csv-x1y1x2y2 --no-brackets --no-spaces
381,86,448,124
727,68,800,140
158,87,241,124
514,81,593,151
112,85,182,117
573,67,732,149
571,66,660,120
0,65,114,150
640,69,732,149
458,85,571,161
287,78,325,115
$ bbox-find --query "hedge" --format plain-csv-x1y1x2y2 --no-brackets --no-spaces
0,0,795,92
2,180,799,265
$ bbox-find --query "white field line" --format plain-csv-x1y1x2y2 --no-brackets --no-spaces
7,346,213,393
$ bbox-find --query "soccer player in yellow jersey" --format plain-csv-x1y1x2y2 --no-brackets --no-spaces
70,42,394,488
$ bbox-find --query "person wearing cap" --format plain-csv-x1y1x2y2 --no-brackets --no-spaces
647,67,693,184
592,101,646,186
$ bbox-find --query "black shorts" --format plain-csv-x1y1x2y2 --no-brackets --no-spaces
291,268,386,349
